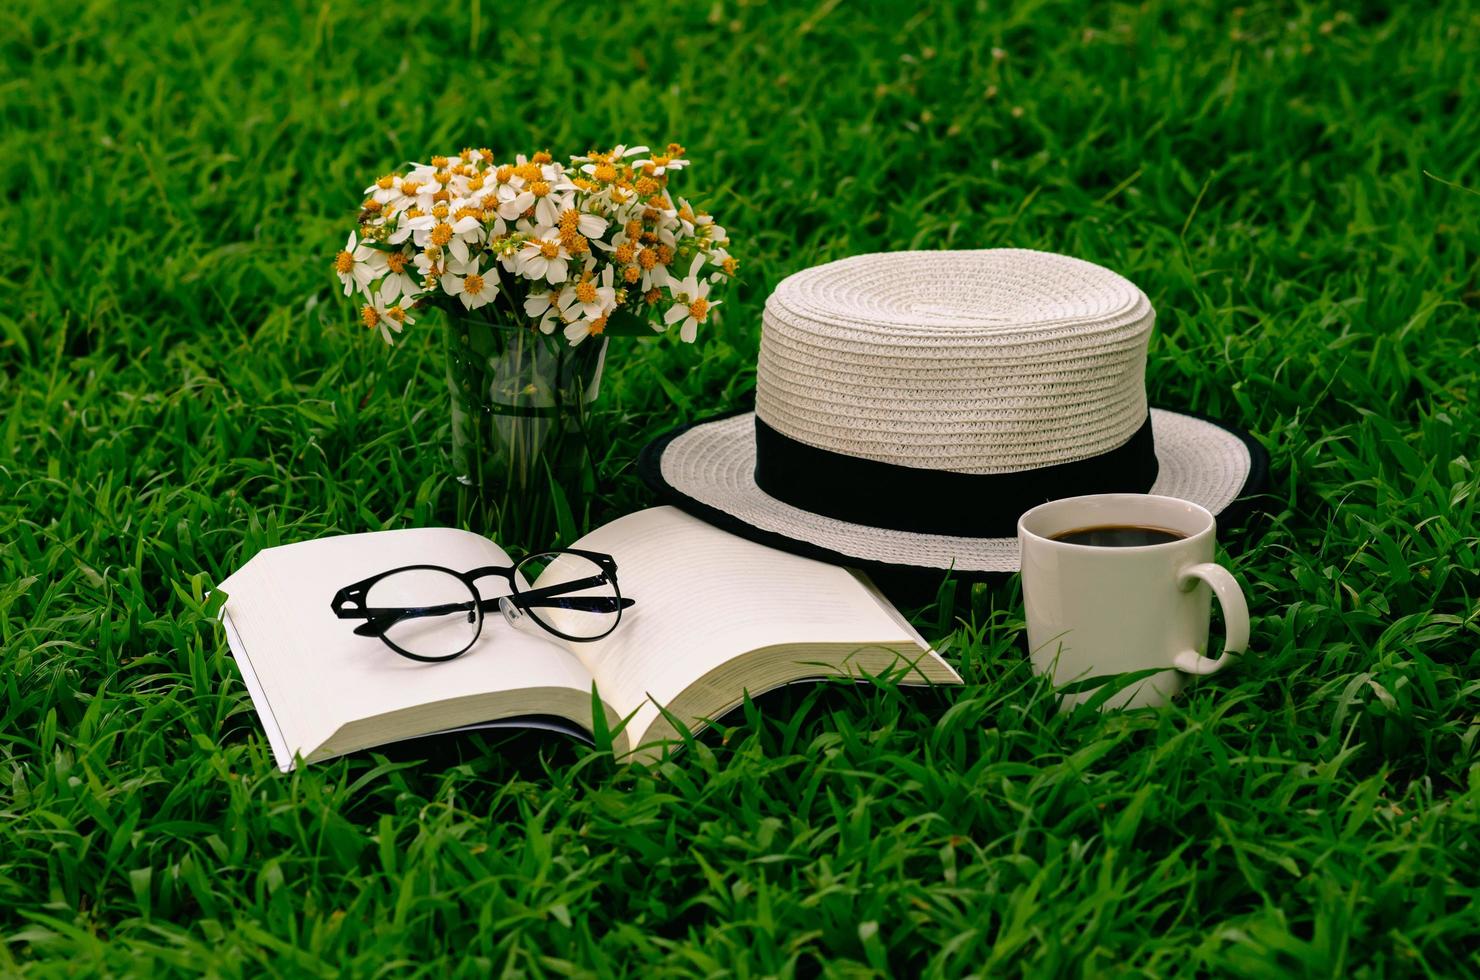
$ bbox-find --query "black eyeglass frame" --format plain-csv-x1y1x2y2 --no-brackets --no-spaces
330,549,634,663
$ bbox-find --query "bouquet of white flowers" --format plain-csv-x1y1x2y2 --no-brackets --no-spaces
331,143,736,541
333,143,735,347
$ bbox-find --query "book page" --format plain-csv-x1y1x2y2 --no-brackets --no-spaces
217,527,599,766
565,507,953,746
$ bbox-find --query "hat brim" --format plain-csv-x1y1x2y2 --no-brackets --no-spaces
639,408,1270,576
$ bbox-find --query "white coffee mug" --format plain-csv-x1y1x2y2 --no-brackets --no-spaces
1017,493,1250,709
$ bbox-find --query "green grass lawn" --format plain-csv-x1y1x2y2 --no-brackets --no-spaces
5,0,1480,974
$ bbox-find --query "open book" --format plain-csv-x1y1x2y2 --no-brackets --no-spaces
216,506,961,768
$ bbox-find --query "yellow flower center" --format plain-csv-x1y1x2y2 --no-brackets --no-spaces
514,163,542,182
593,163,617,183
404,207,425,219
387,305,407,323
539,240,561,259
496,165,514,184
653,154,671,168
572,177,596,192
561,231,589,254
656,244,674,265
460,148,475,162
464,273,485,295
361,199,382,213
530,180,550,198
431,155,450,168
454,206,482,222
360,304,379,328
467,175,485,191
623,265,641,283
614,243,636,265
376,175,396,190
589,314,608,335
401,181,422,196
575,280,598,304
688,297,709,321
635,177,659,197
637,248,657,270
722,256,738,275
558,209,581,232
334,251,355,274
432,190,450,203
532,150,553,164
430,223,454,246
386,252,407,273
625,220,644,240
643,287,662,304
432,203,450,219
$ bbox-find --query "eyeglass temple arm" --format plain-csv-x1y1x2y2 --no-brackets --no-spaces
505,595,636,612
464,568,625,605
503,575,634,612
345,594,634,637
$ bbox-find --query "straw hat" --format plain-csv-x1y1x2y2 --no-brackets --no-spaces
639,249,1268,574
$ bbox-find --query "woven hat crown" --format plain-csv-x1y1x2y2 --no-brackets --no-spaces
755,248,1155,475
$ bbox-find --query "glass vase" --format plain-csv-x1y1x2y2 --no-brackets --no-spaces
444,311,608,546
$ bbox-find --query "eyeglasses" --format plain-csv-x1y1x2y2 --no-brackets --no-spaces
330,549,634,663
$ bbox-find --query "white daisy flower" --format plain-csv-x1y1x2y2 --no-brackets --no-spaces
396,166,445,211
377,249,421,302
359,297,415,346
706,247,738,283
559,265,617,323
364,173,409,206
651,197,695,248
515,230,573,284
699,218,726,243
475,192,511,237
443,202,486,265
333,230,388,297
493,182,529,223
413,249,442,283
493,160,572,226
572,145,648,166
442,257,498,310
556,207,609,241
401,204,477,263
522,182,572,227
387,209,433,245
634,151,690,177
662,254,720,343
523,287,567,335
563,311,610,347
635,247,671,291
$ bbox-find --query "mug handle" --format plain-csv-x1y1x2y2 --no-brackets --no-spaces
1171,562,1249,675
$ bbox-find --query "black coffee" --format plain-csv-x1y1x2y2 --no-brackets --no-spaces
1050,524,1185,547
